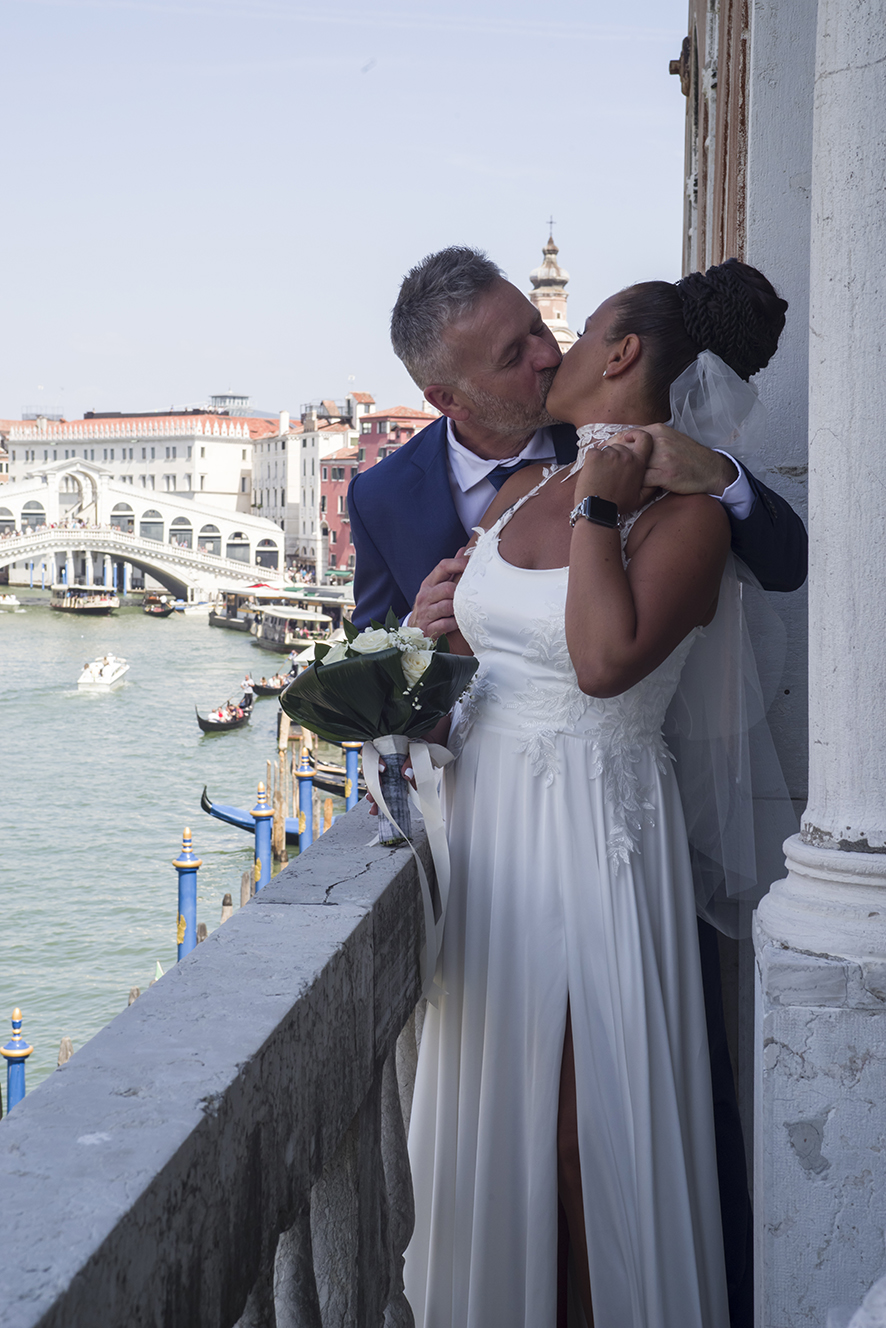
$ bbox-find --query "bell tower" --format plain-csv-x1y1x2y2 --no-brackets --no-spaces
528,225,576,351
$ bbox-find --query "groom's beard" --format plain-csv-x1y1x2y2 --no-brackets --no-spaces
462,367,560,438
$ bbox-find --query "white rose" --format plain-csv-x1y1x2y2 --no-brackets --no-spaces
401,649,434,690
349,627,395,654
396,625,435,649
320,640,348,664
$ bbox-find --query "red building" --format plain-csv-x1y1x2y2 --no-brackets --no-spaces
321,406,436,571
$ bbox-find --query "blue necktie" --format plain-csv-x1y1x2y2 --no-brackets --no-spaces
486,458,537,491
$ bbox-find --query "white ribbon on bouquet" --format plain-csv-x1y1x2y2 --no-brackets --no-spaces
361,734,454,1002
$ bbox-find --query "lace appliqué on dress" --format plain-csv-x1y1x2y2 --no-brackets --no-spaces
448,669,498,759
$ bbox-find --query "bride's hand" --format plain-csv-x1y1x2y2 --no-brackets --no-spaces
573,429,654,512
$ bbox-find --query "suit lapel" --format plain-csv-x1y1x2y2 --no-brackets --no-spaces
406,418,471,555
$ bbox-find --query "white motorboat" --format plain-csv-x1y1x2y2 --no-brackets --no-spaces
77,654,130,689
0,593,21,609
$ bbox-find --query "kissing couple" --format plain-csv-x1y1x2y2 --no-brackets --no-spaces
349,248,804,1328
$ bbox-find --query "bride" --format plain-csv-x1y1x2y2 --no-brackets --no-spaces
404,259,789,1328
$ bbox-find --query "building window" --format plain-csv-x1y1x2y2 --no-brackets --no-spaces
90,450,94,461
330,529,337,544
240,477,247,492
320,495,326,512
361,421,372,434
183,474,191,490
351,466,359,479
150,475,156,489
103,449,108,461
302,439,307,449
200,475,205,490
200,446,205,458
151,447,155,460
358,448,365,461
311,458,315,475
322,466,328,480
142,447,147,460
110,449,114,460
140,475,146,487
129,447,134,460
172,446,177,460
187,445,192,459
165,447,170,459
329,552,337,567
337,495,347,515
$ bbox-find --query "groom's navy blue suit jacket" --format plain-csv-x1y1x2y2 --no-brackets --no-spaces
348,415,807,627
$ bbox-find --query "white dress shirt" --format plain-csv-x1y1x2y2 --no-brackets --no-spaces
445,419,556,534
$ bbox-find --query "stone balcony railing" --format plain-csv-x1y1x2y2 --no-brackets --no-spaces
0,803,427,1328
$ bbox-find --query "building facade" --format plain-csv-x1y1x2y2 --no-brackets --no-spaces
321,406,437,572
5,412,277,512
253,394,377,569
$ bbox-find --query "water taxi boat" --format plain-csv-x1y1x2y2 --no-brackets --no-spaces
77,655,130,689
50,585,119,615
209,585,299,632
252,607,332,654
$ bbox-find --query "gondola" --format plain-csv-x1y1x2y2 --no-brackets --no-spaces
201,786,300,844
143,593,176,618
251,673,295,697
195,696,254,733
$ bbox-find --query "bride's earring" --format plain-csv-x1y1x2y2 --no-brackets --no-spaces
602,370,608,378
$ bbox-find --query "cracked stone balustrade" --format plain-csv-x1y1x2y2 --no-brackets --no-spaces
0,801,428,1328
753,1,886,1322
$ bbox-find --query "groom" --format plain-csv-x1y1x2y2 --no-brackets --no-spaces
348,247,806,1328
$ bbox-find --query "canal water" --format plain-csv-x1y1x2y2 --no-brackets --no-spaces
0,594,340,1093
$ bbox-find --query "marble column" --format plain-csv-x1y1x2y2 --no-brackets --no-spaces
83,551,94,585
123,562,132,595
65,552,74,586
103,555,112,588
754,2,886,1322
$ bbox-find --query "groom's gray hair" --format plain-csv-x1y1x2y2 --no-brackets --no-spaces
391,246,504,389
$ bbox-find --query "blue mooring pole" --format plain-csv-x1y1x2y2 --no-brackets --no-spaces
173,826,202,961
342,742,362,812
297,750,314,852
252,782,273,890
1,1008,34,1112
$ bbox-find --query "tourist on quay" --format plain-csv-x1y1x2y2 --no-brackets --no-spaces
349,249,806,1328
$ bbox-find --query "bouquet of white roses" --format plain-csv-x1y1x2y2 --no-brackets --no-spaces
280,609,478,749
280,610,477,999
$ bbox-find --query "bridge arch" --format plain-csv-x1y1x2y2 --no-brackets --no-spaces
0,527,285,599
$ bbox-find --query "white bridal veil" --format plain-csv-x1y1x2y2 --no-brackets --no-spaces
665,351,798,937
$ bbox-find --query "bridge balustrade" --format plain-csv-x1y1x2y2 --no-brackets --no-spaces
0,802,426,1328
0,524,285,585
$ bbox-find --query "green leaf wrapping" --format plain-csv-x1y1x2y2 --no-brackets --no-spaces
279,645,478,743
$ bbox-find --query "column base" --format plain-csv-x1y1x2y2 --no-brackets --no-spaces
756,834,886,962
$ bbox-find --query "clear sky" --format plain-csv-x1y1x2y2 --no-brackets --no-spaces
1,0,689,420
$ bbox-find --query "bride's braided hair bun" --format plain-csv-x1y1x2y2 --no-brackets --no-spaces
676,258,788,382
606,258,788,417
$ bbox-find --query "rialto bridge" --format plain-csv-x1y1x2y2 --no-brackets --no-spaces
0,458,286,598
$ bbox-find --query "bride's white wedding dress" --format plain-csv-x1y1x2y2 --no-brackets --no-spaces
404,434,730,1328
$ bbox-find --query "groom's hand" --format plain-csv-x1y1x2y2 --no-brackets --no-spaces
412,549,470,639
641,424,739,497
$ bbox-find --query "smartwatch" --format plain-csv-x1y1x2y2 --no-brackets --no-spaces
569,495,620,529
